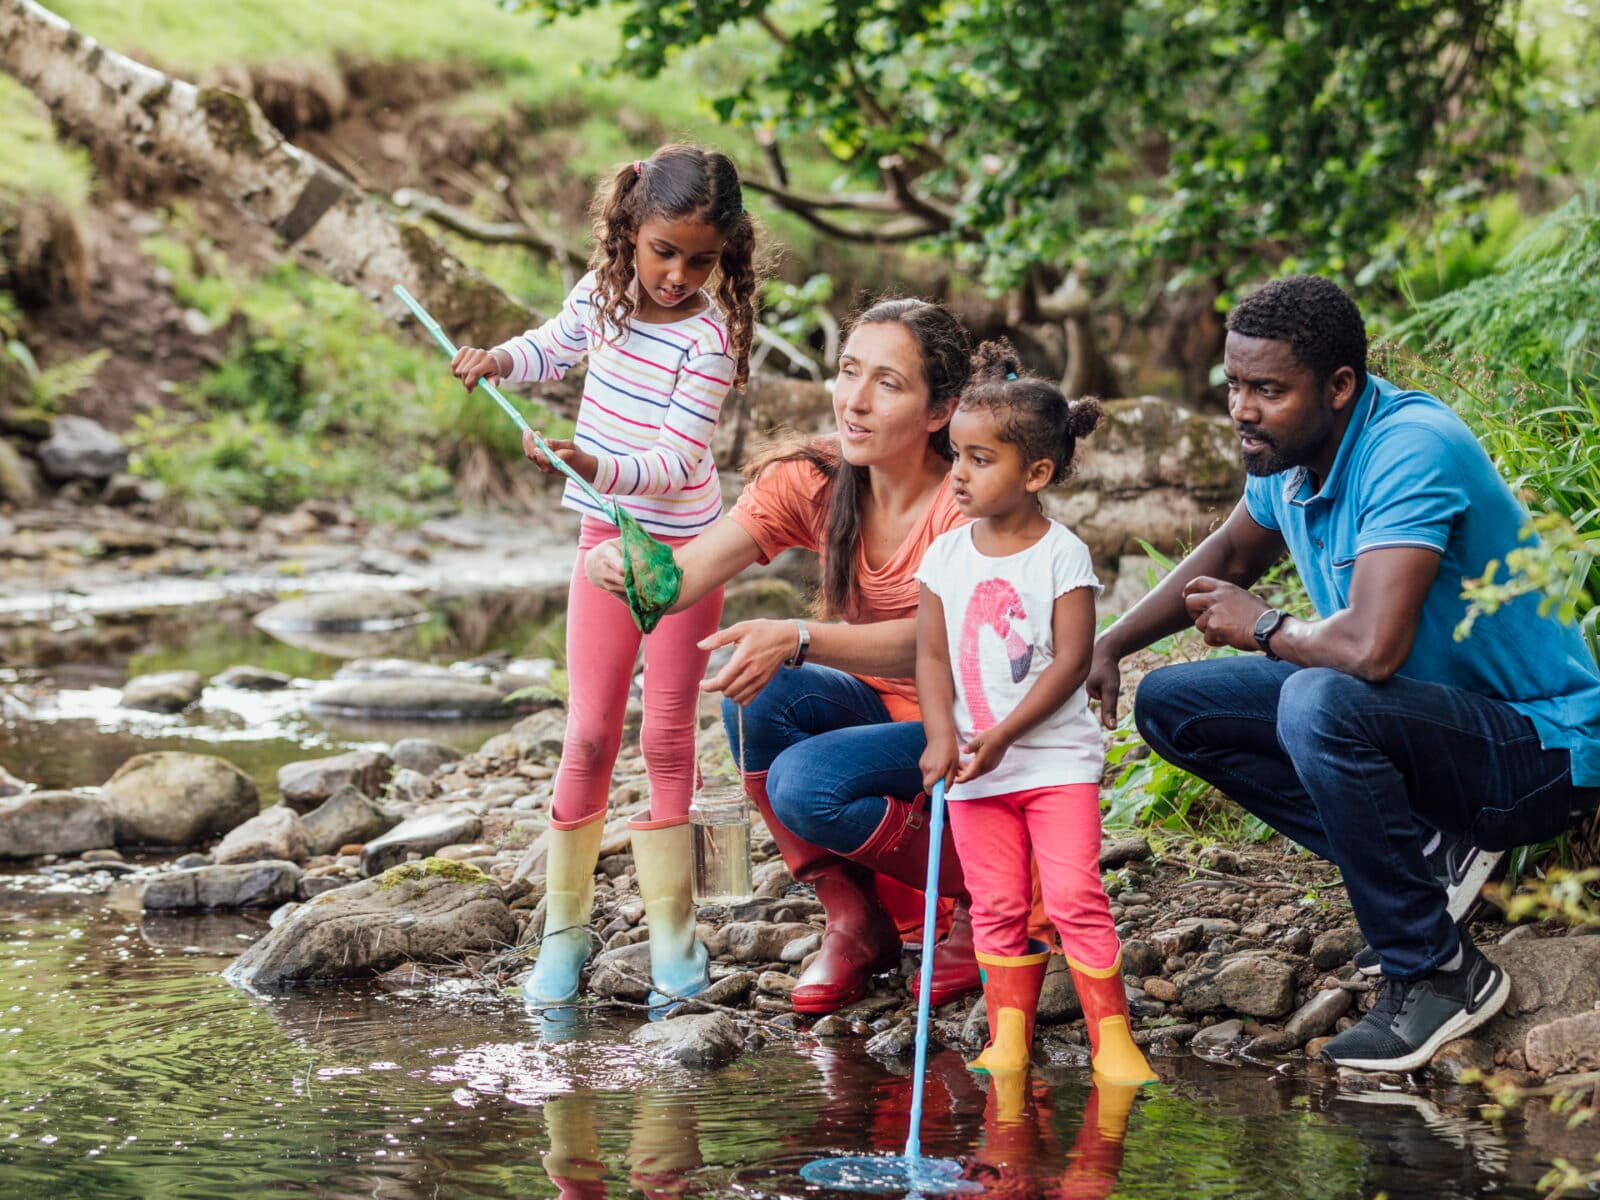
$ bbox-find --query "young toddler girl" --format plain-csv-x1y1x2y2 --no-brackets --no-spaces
451,144,760,1011
916,340,1155,1084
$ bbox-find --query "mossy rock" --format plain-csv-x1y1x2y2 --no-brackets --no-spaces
376,856,489,889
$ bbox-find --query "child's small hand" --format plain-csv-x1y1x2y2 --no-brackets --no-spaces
954,728,1013,784
522,430,599,483
919,737,959,793
451,346,510,392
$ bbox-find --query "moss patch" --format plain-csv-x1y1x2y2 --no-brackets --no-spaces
376,856,489,889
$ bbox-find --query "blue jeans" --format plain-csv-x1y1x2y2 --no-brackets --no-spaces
722,664,926,852
1134,657,1600,980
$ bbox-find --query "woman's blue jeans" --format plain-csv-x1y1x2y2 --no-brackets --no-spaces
722,663,926,853
1134,656,1600,980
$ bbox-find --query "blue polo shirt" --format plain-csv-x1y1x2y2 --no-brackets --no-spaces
1243,374,1600,787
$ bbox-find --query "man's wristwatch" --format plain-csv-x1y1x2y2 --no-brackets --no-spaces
1253,608,1288,660
784,620,811,669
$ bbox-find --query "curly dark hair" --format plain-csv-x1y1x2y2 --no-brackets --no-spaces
742,297,973,619
957,338,1103,486
588,144,761,385
1225,275,1368,391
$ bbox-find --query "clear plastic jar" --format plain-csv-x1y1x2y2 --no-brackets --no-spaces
689,777,753,904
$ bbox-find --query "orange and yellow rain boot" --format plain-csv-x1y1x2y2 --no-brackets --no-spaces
970,939,1052,1074
1066,952,1157,1085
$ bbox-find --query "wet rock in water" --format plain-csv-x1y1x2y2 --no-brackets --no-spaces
38,415,128,482
1281,987,1352,1047
719,921,817,964
255,592,429,634
213,805,310,865
1430,1037,1497,1082
866,1020,916,1058
389,738,462,777
308,678,511,721
334,658,468,682
386,767,435,805
360,810,482,876
1191,1019,1246,1053
142,860,302,910
1099,834,1152,869
102,752,259,847
477,709,567,760
631,1012,746,1070
1524,1010,1600,1076
278,749,394,812
0,438,39,507
810,1014,853,1039
0,791,114,858
587,941,653,1002
1215,951,1297,1018
212,665,293,691
1037,954,1082,1023
222,858,514,993
121,670,205,713
1309,927,1367,970
0,764,30,797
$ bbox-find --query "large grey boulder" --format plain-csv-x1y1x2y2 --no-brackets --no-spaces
307,678,510,721
37,415,128,482
221,858,515,993
0,791,114,858
213,805,310,865
630,1012,746,1070
360,810,482,876
121,670,205,713
301,785,397,856
101,752,259,847
277,749,393,813
141,860,302,910
255,591,429,633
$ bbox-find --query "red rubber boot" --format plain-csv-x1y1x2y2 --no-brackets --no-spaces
745,772,900,1014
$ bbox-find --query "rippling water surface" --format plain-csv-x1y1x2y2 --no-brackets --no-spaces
0,872,1579,1199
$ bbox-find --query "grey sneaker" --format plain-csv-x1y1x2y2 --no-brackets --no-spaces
1352,838,1507,976
1322,940,1510,1072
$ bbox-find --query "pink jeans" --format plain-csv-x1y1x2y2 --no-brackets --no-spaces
946,783,1120,969
551,517,725,824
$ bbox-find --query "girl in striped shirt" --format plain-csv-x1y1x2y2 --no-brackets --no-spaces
451,144,760,1013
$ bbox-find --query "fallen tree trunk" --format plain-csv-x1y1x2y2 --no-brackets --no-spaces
0,0,582,406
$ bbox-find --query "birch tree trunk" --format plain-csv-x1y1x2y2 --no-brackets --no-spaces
0,0,583,413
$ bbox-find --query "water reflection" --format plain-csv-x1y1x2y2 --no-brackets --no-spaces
0,875,1575,1200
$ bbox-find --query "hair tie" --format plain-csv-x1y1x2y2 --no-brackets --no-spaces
1005,371,1018,380
632,160,643,177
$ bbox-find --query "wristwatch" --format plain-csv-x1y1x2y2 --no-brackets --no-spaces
784,620,811,669
1253,608,1288,660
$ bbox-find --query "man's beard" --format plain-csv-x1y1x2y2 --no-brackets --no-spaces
1239,387,1334,477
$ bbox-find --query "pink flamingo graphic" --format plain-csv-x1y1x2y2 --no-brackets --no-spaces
959,578,1034,731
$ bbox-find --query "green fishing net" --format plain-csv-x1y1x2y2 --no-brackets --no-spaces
617,505,682,633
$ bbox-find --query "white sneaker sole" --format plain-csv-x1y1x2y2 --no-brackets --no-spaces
1327,966,1510,1073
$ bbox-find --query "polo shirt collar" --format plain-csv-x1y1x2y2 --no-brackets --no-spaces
1283,374,1379,508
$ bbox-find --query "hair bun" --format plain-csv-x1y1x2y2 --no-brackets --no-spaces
1064,395,1104,440
970,337,1021,384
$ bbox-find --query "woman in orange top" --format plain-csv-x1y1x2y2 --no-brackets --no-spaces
585,297,982,1013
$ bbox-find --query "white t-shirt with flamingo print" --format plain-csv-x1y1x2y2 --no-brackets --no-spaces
916,521,1104,801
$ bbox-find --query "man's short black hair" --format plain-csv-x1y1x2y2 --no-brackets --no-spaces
1226,275,1368,390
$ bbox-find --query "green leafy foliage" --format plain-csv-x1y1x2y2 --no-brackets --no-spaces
512,0,1532,296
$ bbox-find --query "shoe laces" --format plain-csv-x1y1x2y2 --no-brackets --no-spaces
1371,976,1420,1023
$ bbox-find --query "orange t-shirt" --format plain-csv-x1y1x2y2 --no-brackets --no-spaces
727,455,968,722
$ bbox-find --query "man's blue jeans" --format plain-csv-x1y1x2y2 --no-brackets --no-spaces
1134,657,1600,980
722,663,925,852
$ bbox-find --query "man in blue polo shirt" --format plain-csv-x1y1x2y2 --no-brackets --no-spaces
1088,275,1600,1072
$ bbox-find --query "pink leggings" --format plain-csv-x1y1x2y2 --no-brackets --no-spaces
946,783,1120,969
551,517,725,824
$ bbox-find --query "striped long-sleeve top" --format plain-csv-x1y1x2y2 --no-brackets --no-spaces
491,271,734,536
